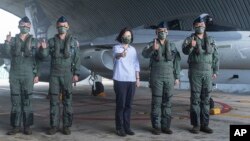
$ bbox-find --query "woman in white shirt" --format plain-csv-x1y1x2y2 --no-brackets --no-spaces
113,27,140,137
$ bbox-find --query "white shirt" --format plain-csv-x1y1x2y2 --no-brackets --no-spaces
112,44,140,82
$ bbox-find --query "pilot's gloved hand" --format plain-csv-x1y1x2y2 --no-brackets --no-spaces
153,39,159,50
39,39,47,48
191,36,196,47
6,32,11,42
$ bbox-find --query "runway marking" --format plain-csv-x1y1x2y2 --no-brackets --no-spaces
238,100,250,103
218,114,250,119
215,101,232,113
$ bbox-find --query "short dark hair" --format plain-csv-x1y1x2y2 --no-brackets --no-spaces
57,16,68,23
19,16,31,24
116,27,134,43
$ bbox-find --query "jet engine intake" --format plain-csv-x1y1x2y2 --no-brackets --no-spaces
81,49,113,72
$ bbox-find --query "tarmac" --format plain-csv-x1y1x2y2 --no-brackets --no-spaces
0,79,249,141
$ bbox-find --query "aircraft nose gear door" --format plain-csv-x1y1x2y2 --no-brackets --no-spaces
89,72,106,97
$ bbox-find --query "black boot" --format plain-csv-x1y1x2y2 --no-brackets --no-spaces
125,128,135,135
200,126,213,134
24,126,32,135
190,126,200,134
47,127,58,135
62,127,71,135
152,128,161,135
6,127,21,135
116,129,126,137
162,128,173,134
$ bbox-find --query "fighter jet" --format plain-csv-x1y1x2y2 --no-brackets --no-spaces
80,18,250,86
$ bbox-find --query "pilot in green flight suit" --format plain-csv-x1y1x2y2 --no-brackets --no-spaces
142,23,181,135
182,17,219,134
4,16,40,135
39,16,81,135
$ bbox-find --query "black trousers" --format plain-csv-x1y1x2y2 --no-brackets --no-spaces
114,80,136,131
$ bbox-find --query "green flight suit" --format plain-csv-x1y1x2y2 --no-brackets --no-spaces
142,39,181,129
182,34,219,127
4,34,40,128
39,34,80,128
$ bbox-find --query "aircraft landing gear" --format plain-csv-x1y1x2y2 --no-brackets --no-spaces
89,72,106,97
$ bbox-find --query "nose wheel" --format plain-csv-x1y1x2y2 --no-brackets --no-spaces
89,72,106,96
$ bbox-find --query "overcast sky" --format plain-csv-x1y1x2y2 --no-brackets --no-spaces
0,9,20,43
